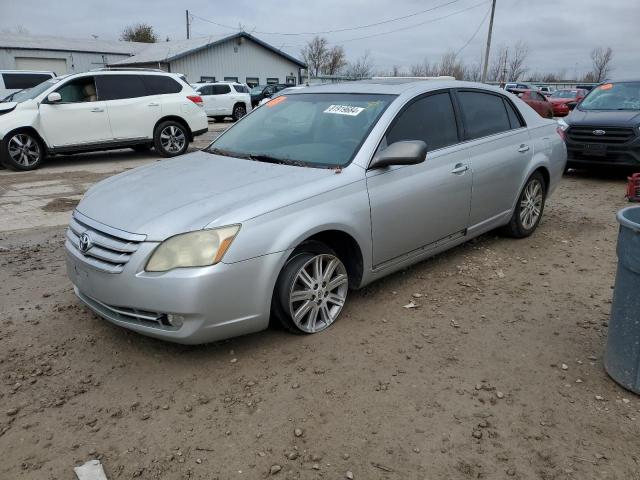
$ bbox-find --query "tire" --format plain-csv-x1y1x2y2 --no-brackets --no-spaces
232,104,247,122
212,116,226,123
132,144,152,152
502,171,547,238
1,130,45,171
153,121,189,157
272,241,349,334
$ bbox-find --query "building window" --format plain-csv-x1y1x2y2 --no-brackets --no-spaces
266,77,279,85
199,76,215,83
286,76,296,85
246,77,259,88
224,76,239,82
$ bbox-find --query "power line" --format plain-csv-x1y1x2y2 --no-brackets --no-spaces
455,5,492,57
190,0,464,36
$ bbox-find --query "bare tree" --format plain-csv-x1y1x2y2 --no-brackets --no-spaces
436,51,467,79
345,51,374,79
506,41,529,81
120,23,158,43
410,59,436,77
464,62,482,82
301,36,329,77
488,45,509,82
323,46,347,75
590,47,614,82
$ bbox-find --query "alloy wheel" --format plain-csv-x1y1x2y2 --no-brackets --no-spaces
233,105,246,120
8,133,40,167
288,254,348,333
159,125,186,154
520,178,544,230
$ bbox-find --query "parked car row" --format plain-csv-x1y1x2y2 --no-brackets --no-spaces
0,69,208,170
191,81,252,122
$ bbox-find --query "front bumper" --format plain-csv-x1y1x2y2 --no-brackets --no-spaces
566,133,640,168
66,241,287,344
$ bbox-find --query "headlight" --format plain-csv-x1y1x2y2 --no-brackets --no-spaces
145,225,240,272
557,118,569,131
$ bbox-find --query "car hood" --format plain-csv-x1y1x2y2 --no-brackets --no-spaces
549,98,574,104
567,108,640,126
77,151,356,241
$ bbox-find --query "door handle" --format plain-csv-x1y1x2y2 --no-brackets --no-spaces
518,144,530,153
147,102,160,107
90,107,104,113
451,163,469,175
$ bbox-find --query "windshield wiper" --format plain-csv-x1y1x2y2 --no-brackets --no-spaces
207,147,246,158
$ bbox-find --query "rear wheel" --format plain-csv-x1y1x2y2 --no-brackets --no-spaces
503,171,547,238
153,121,189,157
1,131,44,171
232,104,247,122
272,242,349,334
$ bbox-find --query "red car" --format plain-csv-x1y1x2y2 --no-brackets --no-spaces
548,89,588,117
507,89,554,118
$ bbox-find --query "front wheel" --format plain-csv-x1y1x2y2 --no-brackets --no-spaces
272,243,349,334
153,121,189,157
502,171,547,238
1,131,44,171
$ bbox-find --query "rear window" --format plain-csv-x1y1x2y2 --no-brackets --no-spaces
142,75,182,95
96,75,146,100
2,73,52,90
458,91,512,139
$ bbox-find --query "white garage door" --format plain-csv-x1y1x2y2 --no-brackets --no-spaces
15,57,68,75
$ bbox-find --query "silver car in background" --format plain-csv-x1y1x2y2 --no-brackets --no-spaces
65,79,566,344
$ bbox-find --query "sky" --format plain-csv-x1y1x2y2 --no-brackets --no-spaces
2,0,639,79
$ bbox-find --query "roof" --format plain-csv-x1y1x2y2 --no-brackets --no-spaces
111,32,306,68
0,33,148,55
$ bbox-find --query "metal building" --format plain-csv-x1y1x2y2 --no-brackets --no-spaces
0,34,145,75
110,32,307,86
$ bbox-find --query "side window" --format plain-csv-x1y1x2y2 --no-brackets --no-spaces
2,73,52,90
503,98,525,129
142,75,182,95
96,75,147,101
233,84,249,93
212,85,231,95
55,77,98,103
198,85,213,95
458,91,511,140
385,92,459,151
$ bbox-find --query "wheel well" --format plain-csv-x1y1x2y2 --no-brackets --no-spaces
154,116,193,140
533,166,550,190
299,230,364,287
3,126,46,150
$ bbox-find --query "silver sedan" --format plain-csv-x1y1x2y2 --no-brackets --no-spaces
65,79,566,344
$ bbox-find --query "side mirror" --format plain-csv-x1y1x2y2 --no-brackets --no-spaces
369,140,427,169
566,101,577,111
46,92,62,103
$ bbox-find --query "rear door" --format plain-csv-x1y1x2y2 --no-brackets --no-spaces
367,91,472,266
454,89,533,229
96,74,161,140
196,85,216,115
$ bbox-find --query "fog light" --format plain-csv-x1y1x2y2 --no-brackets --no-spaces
166,314,184,328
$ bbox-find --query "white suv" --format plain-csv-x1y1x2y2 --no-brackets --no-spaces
0,69,208,171
191,82,252,122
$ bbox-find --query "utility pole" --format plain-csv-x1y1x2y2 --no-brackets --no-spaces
481,0,496,83
186,10,190,39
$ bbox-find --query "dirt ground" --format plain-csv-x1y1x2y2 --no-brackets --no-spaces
1,156,639,479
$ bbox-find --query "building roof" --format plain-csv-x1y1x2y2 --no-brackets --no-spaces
0,33,148,55
111,32,306,68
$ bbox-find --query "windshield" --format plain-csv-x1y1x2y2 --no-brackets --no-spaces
579,82,640,111
8,78,60,103
250,85,266,94
552,90,579,99
207,93,394,168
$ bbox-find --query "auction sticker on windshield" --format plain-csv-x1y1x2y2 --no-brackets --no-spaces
324,105,365,116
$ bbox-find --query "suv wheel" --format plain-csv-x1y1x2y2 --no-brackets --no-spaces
154,121,189,157
1,131,44,171
503,171,547,238
232,104,247,122
272,242,349,334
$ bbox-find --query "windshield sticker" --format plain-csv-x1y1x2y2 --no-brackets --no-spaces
266,96,287,107
324,104,365,116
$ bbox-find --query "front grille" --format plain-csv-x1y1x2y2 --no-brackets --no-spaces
567,126,636,144
66,212,145,273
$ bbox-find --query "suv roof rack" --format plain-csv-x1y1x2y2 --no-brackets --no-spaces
91,67,167,73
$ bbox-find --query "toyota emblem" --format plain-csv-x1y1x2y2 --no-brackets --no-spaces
593,129,606,136
79,232,92,253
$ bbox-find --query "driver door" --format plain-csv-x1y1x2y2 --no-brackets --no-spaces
366,91,472,267
39,76,112,147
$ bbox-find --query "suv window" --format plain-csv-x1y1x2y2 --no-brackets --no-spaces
142,75,182,95
233,84,249,93
458,91,512,139
96,75,146,101
56,76,98,103
197,85,213,95
2,73,52,90
212,84,231,95
385,92,459,151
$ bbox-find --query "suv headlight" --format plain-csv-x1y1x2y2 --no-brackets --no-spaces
146,225,240,272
